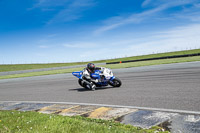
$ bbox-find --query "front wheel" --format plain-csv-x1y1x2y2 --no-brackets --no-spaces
109,77,122,87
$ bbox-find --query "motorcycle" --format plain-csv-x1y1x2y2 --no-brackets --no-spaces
72,68,122,90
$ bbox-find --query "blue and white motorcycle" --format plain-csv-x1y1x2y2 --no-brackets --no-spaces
72,68,122,90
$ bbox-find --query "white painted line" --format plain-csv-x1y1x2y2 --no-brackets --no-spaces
2,101,200,115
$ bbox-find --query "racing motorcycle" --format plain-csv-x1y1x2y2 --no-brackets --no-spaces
72,68,122,90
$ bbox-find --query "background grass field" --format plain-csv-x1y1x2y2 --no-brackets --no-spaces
1,56,200,80
1,49,200,72
0,49,200,79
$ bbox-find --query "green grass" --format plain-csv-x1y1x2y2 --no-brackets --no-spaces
0,67,84,79
0,62,89,72
106,49,200,63
0,110,166,133
0,61,106,72
0,56,200,80
105,56,200,69
1,49,200,72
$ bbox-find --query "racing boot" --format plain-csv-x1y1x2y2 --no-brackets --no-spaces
82,80,91,89
86,84,91,89
90,82,96,91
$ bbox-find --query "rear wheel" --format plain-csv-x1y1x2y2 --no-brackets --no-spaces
109,77,122,87
78,79,84,87
78,79,95,90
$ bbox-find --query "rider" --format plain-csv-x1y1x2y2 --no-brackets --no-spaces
81,63,105,91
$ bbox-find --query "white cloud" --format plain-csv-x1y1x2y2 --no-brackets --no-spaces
142,0,152,7
29,0,70,10
37,34,58,47
94,6,162,34
79,48,115,61
38,45,49,48
29,0,95,23
35,53,47,57
123,24,200,56
142,0,197,8
171,4,200,22
94,0,198,35
71,24,200,61
63,42,98,48
85,24,200,60
47,0,96,24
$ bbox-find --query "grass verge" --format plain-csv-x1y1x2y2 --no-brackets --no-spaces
0,67,84,79
0,56,200,80
0,110,166,133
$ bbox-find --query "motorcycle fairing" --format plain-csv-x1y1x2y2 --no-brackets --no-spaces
72,71,83,79
72,68,116,87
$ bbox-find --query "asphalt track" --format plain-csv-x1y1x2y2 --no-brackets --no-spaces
0,61,200,112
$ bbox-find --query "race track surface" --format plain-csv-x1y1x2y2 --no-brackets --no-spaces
0,62,200,112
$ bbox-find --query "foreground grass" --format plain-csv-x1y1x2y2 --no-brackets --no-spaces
0,110,165,133
0,56,200,80
1,49,200,72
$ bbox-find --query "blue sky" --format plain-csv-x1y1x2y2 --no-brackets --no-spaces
1,0,200,64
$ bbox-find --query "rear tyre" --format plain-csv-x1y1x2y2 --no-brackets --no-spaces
79,79,94,90
78,79,84,87
109,77,122,87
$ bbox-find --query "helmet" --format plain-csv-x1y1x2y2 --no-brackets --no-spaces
87,63,95,73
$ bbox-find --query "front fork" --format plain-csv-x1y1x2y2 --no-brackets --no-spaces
109,76,115,84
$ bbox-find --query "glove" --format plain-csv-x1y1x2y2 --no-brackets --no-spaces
91,79,98,83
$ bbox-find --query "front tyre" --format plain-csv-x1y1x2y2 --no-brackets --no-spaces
109,77,122,87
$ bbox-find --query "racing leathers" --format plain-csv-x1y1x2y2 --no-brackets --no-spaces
81,67,105,90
